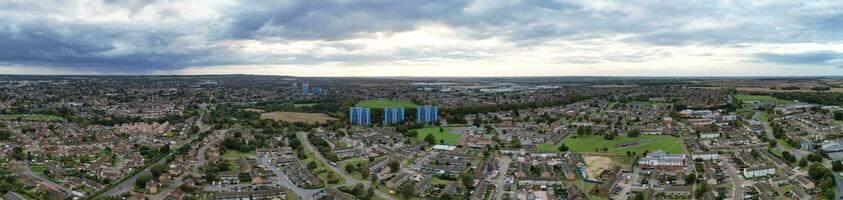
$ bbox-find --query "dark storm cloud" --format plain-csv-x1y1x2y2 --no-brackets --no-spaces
0,0,842,74
218,0,469,40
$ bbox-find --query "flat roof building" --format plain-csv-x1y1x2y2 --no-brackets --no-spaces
384,107,405,124
349,107,371,125
417,105,438,124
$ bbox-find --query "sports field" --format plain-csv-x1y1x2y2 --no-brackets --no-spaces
260,112,337,123
413,127,462,145
562,135,685,155
356,99,417,108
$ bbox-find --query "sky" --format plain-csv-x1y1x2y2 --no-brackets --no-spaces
0,0,842,76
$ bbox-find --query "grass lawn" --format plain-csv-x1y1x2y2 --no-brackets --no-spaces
221,150,255,173
338,158,369,168
413,127,462,145
734,94,791,103
357,99,417,108
221,150,255,160
776,138,792,148
536,143,563,153
563,135,685,155
0,114,66,122
431,177,451,185
286,189,299,200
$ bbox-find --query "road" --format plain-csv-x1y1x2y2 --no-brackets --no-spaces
490,157,510,200
23,161,74,195
97,113,210,198
256,156,322,198
724,159,743,200
298,132,397,200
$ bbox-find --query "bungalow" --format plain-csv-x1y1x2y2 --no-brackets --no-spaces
324,187,356,200
146,180,159,194
386,172,410,188
795,175,815,190
420,164,462,176
790,187,811,200
663,186,692,197
414,176,432,195
333,147,361,159
367,157,390,173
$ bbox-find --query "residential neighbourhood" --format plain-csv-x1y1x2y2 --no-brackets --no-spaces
0,76,842,200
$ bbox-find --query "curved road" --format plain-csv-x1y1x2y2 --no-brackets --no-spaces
297,132,397,200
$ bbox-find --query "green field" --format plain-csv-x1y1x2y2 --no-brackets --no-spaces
357,99,417,108
536,143,564,153
0,114,66,122
734,94,791,103
413,127,462,145
562,135,685,155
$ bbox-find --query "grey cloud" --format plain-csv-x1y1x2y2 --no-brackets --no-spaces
0,0,843,74
754,51,843,66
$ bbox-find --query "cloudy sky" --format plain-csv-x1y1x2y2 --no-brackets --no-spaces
1,0,842,76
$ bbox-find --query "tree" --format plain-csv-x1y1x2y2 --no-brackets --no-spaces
398,182,414,198
345,164,356,173
833,161,843,172
361,168,370,179
558,143,569,152
799,158,808,168
406,130,418,138
424,134,436,145
633,193,645,200
461,174,474,189
150,163,168,177
627,129,641,137
389,161,400,172
695,183,707,198
135,173,153,189
509,137,521,148
807,153,824,162
686,173,697,184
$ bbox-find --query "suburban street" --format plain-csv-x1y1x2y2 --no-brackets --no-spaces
724,159,743,200
490,157,510,200
96,113,210,199
22,161,73,195
298,132,397,200
148,127,221,200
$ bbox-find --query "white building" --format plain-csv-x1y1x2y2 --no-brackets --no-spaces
743,167,775,178
699,132,720,139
